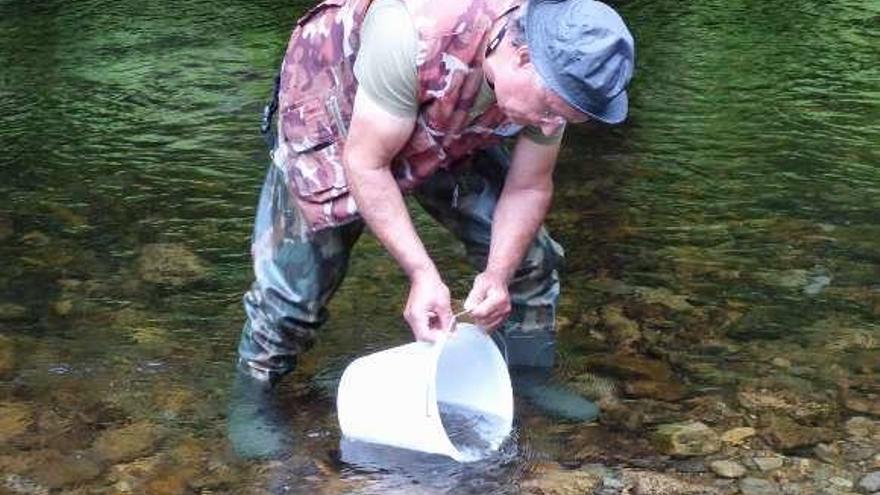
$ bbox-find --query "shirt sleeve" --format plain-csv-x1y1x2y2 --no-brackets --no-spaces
353,0,419,118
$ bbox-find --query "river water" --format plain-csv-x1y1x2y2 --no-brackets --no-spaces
1,0,878,493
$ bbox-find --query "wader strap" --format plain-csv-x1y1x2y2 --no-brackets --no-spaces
260,73,281,150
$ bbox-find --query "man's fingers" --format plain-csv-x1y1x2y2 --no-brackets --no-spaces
408,311,436,342
470,287,506,318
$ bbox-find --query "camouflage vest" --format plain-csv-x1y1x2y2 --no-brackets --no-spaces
276,0,520,231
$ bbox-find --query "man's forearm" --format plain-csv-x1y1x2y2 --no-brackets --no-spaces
486,185,553,281
346,161,437,280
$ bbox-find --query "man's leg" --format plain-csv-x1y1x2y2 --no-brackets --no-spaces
237,165,363,385
230,163,363,458
412,147,597,422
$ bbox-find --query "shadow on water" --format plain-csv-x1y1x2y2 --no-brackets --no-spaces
1,0,879,492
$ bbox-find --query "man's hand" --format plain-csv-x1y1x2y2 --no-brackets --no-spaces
463,271,512,331
405,269,453,341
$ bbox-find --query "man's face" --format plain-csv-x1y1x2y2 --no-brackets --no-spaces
492,49,590,136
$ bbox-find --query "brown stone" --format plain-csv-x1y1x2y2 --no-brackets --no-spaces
30,454,102,489
136,243,208,286
92,421,162,463
759,415,834,452
721,427,757,445
520,463,602,495
652,421,721,456
0,334,14,377
0,401,33,443
624,379,686,402
586,354,675,381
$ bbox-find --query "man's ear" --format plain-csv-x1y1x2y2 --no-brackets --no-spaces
514,44,531,68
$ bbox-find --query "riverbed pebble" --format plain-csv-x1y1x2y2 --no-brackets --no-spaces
652,421,721,456
721,427,757,445
740,477,781,495
752,456,785,472
709,460,747,478
859,472,880,493
92,421,162,463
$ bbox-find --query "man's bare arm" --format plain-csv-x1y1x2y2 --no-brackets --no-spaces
343,90,453,340
465,135,560,329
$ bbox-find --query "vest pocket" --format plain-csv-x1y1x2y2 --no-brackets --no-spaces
287,142,349,204
278,95,349,203
280,96,337,153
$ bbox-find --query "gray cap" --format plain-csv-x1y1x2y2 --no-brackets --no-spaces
526,0,635,124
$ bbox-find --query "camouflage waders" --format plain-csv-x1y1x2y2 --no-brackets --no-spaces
237,147,564,383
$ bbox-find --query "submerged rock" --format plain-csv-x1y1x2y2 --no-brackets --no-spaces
0,303,27,320
760,415,834,452
859,471,880,493
844,417,879,439
841,388,880,417
29,454,102,489
739,477,780,495
135,243,208,286
586,354,675,381
2,474,49,495
750,456,785,472
92,421,163,463
721,427,757,445
600,304,642,353
710,460,747,479
623,379,686,402
619,469,718,494
519,462,602,495
737,386,837,424
0,402,33,443
0,215,13,242
652,421,720,456
636,287,696,312
0,335,14,377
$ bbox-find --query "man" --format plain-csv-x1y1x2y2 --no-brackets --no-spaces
229,0,634,458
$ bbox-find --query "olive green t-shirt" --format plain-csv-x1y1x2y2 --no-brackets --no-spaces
352,0,563,144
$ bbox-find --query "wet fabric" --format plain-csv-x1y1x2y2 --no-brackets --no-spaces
276,0,522,231
237,147,564,382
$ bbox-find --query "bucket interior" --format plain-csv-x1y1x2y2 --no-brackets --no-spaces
434,326,513,458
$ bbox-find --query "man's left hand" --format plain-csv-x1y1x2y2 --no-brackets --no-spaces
463,271,511,331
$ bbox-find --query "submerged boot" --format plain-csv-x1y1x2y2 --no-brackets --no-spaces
226,368,295,459
510,366,600,423
493,330,600,423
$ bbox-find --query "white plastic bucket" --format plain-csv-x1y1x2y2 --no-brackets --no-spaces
336,323,513,462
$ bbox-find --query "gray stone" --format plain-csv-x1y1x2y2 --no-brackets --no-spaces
827,476,853,489
815,443,842,464
620,470,718,495
841,442,876,462
652,421,721,457
845,417,878,439
709,460,747,479
752,456,785,472
859,472,880,493
740,477,781,495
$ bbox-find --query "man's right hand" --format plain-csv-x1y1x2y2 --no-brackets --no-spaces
404,269,453,342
